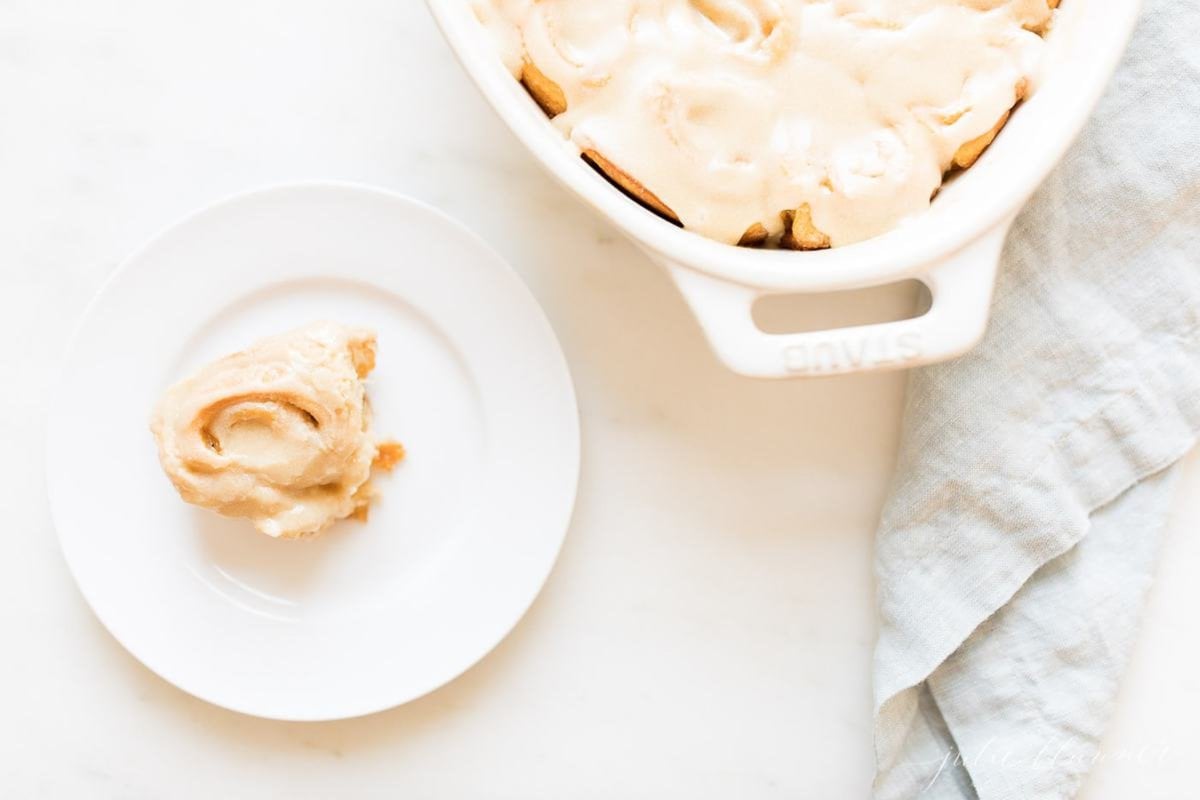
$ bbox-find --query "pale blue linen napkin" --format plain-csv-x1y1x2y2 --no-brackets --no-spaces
872,1,1200,796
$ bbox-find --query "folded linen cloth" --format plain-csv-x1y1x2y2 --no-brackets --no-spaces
871,1,1200,797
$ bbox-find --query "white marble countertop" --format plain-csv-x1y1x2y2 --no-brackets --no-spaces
3,1,1196,796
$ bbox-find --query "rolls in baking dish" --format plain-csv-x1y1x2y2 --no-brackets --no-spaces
475,0,1059,249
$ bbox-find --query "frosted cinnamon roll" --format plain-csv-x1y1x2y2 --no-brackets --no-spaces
150,322,403,539
474,0,1058,249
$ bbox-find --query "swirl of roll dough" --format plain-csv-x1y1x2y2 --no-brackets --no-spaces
150,322,396,539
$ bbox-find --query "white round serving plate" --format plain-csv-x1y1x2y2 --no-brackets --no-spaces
46,182,580,721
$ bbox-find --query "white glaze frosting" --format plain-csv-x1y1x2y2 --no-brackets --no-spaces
474,0,1053,246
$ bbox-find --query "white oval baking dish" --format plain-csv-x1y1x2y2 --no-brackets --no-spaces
427,0,1141,377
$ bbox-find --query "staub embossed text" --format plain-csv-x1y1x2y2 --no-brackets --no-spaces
783,330,923,375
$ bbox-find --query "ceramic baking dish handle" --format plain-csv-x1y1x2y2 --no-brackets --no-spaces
665,220,1013,378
